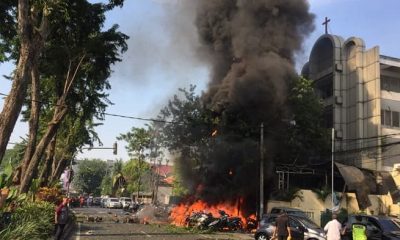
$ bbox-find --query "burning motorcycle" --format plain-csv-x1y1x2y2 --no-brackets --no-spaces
208,210,243,232
185,211,214,229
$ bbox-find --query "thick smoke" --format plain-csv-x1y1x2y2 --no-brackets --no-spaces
177,0,315,209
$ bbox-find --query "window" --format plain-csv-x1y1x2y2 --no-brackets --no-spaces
393,111,400,127
381,75,400,93
315,74,333,99
323,106,333,128
382,109,400,128
289,218,302,228
385,110,392,126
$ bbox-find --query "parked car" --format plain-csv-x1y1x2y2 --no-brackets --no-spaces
106,198,122,208
342,214,400,240
93,197,101,206
255,213,326,240
100,197,108,208
119,197,132,209
270,207,310,219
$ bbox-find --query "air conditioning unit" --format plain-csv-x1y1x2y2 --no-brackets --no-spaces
335,96,343,105
335,63,343,72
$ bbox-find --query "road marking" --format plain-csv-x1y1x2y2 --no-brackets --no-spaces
200,234,212,239
141,231,151,238
76,222,81,240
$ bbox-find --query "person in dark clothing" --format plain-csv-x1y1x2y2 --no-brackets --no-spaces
54,197,69,240
273,212,292,240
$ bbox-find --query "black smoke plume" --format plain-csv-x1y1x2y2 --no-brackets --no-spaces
176,0,314,212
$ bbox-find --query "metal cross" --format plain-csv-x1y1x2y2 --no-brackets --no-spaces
322,17,331,34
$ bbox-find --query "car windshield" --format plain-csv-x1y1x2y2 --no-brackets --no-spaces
379,219,400,232
110,198,119,202
297,217,320,229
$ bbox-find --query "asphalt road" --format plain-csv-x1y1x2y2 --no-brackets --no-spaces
70,206,254,240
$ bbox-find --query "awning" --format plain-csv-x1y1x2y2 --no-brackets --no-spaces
335,162,400,209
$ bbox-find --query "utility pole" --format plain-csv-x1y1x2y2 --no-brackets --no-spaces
136,150,143,203
331,128,335,211
259,122,264,219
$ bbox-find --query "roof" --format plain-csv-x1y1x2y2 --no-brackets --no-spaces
152,164,173,177
336,162,400,209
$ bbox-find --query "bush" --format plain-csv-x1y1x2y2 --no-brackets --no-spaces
36,187,63,204
0,200,54,240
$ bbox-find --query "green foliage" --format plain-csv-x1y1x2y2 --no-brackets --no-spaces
118,127,152,159
320,208,348,227
73,159,107,195
100,175,112,196
270,188,303,202
0,142,25,170
122,159,151,194
281,76,330,164
0,201,54,240
312,185,331,202
0,162,13,189
158,85,214,153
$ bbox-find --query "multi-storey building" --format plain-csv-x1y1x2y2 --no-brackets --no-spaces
302,34,400,171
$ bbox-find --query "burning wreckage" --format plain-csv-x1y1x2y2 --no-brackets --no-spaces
170,199,257,232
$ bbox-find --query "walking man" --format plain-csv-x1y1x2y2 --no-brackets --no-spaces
324,213,343,240
273,212,292,240
55,197,69,240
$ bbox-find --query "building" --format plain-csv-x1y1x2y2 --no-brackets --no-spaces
151,164,173,204
302,34,400,172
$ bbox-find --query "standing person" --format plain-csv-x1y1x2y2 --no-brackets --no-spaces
351,216,367,240
55,197,69,240
79,196,84,208
273,212,292,240
324,213,343,240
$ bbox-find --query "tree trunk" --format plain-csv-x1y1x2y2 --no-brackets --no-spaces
19,104,68,193
39,137,56,187
21,64,41,177
51,157,69,184
0,0,32,163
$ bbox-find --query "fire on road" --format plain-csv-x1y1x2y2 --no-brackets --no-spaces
71,207,253,240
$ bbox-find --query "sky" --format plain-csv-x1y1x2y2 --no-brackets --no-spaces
1,0,400,162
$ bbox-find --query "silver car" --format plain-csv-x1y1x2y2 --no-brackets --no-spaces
255,214,326,240
107,198,122,208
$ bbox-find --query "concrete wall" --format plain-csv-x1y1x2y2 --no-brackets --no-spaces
267,187,400,226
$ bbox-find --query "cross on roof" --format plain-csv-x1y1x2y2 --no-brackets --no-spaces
322,17,330,34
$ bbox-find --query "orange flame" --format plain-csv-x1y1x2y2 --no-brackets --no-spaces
169,199,255,228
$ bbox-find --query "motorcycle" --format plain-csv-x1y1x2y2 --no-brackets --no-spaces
208,210,243,232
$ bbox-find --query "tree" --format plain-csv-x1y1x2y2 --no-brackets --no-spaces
73,159,107,195
18,0,128,193
121,159,151,196
279,76,330,165
0,0,50,163
118,127,153,199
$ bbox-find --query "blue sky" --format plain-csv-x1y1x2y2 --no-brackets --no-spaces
1,0,400,161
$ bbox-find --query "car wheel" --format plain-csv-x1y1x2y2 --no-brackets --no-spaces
255,233,269,240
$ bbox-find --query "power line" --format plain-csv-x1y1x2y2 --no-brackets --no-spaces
103,113,176,124
3,90,400,155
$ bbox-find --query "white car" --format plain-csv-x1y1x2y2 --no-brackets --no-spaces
107,198,122,208
119,197,132,209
